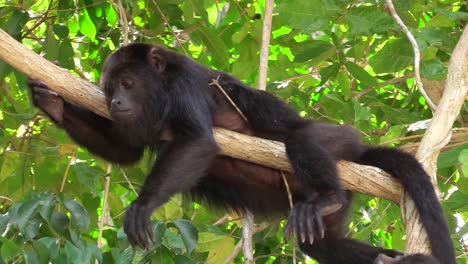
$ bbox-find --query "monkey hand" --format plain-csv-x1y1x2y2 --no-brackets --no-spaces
123,199,156,249
27,80,65,125
283,201,325,244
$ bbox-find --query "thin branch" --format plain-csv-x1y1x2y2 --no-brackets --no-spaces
257,0,274,90
60,148,77,193
281,171,297,264
353,73,415,99
120,168,138,195
211,76,248,122
0,196,13,202
150,0,188,55
242,210,255,264
385,0,436,111
96,164,112,253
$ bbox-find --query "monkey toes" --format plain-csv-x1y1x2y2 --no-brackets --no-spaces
283,202,325,244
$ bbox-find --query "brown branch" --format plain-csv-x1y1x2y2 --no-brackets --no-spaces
0,28,402,202
353,73,415,99
403,24,468,255
386,0,436,111
257,0,274,91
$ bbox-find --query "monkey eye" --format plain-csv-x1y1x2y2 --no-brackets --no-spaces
121,79,132,89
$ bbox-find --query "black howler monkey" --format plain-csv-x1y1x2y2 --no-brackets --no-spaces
28,43,455,264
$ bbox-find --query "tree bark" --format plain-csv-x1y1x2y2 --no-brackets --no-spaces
403,24,468,255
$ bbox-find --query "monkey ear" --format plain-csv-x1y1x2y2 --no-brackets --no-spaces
148,47,166,73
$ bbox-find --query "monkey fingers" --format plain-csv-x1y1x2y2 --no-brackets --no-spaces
27,79,58,95
283,201,325,244
124,201,156,250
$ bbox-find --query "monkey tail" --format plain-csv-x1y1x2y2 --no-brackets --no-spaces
357,146,455,264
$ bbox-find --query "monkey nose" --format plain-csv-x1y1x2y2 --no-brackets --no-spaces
112,98,121,106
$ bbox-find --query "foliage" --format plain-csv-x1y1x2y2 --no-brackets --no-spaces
0,0,466,263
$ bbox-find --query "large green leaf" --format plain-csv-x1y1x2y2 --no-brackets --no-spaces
276,0,337,33
345,61,379,88
62,198,90,232
368,38,413,74
344,6,394,35
172,219,198,254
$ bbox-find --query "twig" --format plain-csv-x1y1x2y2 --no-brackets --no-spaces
96,164,112,263
353,73,415,99
257,0,274,91
210,76,248,122
0,196,13,202
60,148,77,193
242,209,255,264
150,0,188,55
109,0,129,45
281,171,297,264
385,0,436,111
120,168,138,195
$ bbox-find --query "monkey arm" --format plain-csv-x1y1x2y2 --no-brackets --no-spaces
28,80,143,165
124,134,218,248
60,102,144,165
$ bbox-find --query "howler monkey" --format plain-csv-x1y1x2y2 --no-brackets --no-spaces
28,43,455,264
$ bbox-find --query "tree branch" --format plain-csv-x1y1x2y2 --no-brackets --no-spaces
403,24,468,255
386,0,437,111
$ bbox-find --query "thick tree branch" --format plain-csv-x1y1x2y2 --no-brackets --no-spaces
403,24,468,255
0,28,402,201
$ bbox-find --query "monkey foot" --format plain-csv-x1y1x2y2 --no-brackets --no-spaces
283,201,325,244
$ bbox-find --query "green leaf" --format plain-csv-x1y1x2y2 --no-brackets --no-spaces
345,61,379,88
53,25,69,39
152,220,167,245
319,64,339,86
294,40,335,64
15,199,40,229
78,8,97,40
172,219,198,254
231,37,258,80
420,59,447,80
32,240,51,264
104,3,118,25
23,250,40,264
196,28,230,69
380,125,405,144
336,71,351,100
353,101,372,122
368,38,413,74
438,144,468,169
44,27,60,62
0,237,21,262
6,10,29,39
50,212,70,234
276,0,336,33
163,230,186,250
232,23,250,44
37,192,56,221
344,6,394,35
62,198,90,231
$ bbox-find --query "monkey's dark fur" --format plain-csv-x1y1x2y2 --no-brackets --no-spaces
28,43,455,264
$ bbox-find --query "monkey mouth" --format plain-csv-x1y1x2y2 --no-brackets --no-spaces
111,108,132,114
111,109,134,119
